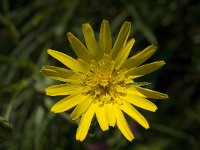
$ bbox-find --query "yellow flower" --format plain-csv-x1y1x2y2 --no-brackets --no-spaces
41,20,168,141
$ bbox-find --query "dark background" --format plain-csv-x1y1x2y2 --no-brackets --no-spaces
0,0,200,149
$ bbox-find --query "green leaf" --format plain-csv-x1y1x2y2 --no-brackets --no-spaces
0,117,12,143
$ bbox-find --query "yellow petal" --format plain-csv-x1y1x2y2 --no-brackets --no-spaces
67,32,92,62
95,105,109,131
126,86,147,98
41,65,75,82
113,105,134,141
115,38,135,70
135,86,169,99
130,82,151,87
126,61,166,78
111,21,131,59
120,102,149,129
48,49,85,72
104,104,116,127
82,23,100,60
50,94,85,113
76,104,95,141
123,93,158,112
124,45,157,69
45,83,81,96
77,59,91,73
100,20,112,54
70,97,92,120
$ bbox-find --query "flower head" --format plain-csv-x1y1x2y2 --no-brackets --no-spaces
41,20,168,141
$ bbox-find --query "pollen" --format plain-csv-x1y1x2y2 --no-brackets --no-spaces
81,54,126,106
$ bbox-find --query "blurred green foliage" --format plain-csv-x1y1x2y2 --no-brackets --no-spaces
0,0,200,149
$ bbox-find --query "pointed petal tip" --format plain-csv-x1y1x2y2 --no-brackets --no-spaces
82,23,90,28
130,38,136,44
124,21,131,25
45,90,53,96
50,108,56,113
67,32,75,42
110,124,115,127
82,23,93,35
67,32,73,38
160,60,166,65
159,93,169,99
149,45,158,53
153,106,158,112
102,19,109,23
143,122,150,129
50,105,57,113
76,136,84,142
76,133,86,142
165,94,169,99
101,128,109,131
123,21,131,29
75,136,81,141
47,48,53,52
156,60,166,69
150,44,157,49
47,49,56,56
129,136,135,142
126,133,135,142
101,125,109,131
67,32,76,40
44,89,48,95
50,106,62,113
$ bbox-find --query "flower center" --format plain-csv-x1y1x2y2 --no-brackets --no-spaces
81,54,128,106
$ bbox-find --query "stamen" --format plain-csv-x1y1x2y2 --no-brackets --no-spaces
81,54,127,106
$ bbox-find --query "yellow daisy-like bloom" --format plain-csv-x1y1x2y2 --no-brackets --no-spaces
41,20,168,141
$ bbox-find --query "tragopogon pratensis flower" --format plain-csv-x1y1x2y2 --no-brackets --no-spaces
41,20,168,141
